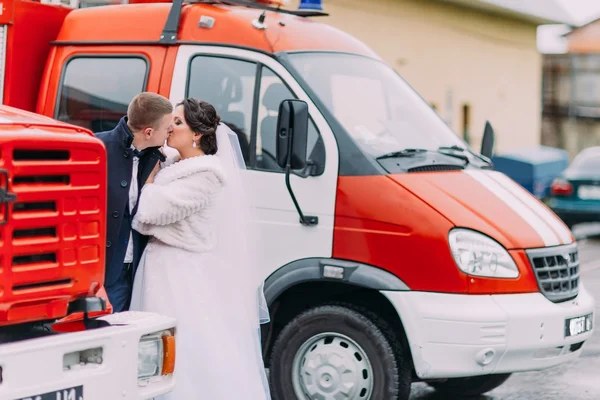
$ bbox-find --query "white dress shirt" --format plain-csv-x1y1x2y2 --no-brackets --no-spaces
124,146,139,264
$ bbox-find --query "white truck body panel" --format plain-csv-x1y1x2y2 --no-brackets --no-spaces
0,311,176,400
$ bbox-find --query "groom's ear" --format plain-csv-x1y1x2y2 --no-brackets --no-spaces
144,127,153,138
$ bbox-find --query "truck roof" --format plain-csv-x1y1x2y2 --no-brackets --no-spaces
0,105,92,135
54,2,378,58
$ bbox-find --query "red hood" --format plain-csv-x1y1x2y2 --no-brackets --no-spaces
389,169,574,250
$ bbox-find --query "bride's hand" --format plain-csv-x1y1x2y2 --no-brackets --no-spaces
146,161,160,184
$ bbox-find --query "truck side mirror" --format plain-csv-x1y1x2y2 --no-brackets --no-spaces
481,121,495,159
275,99,317,226
276,99,309,170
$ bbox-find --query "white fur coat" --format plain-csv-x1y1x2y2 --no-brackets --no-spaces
132,153,225,253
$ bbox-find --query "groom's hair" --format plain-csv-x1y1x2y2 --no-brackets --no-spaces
127,92,173,132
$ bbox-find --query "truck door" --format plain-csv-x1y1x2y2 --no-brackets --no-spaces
168,45,339,280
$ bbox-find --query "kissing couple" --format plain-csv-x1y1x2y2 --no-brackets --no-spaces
96,92,271,399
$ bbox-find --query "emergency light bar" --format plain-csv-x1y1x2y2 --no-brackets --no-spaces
160,0,328,44
298,0,323,12
193,0,327,16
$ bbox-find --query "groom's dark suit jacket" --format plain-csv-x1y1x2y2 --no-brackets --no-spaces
96,117,165,289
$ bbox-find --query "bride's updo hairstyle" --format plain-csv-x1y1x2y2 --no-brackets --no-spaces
178,98,221,155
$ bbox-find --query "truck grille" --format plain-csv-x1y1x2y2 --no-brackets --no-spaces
526,243,579,303
0,133,106,325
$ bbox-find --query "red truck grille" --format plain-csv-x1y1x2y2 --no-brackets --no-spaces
0,132,106,326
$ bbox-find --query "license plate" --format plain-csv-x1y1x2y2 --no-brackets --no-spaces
16,385,83,400
565,313,593,337
578,185,600,200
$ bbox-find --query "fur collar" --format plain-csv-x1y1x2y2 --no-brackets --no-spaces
155,153,225,185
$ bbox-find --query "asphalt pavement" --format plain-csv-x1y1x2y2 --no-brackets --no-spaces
410,224,600,400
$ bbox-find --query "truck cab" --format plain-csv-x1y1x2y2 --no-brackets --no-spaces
2,0,595,399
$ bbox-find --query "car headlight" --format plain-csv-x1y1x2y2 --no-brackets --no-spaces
448,229,519,278
138,329,176,382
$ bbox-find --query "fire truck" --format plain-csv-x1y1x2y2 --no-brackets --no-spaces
0,104,177,399
1,0,596,399
0,2,178,396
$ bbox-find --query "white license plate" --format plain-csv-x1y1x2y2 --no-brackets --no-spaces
565,313,593,337
578,185,600,200
16,385,83,400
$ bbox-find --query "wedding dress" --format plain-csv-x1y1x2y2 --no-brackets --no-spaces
129,124,271,399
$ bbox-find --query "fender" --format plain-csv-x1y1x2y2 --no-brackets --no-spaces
264,258,410,305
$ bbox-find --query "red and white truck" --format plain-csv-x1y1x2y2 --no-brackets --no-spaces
1,0,595,399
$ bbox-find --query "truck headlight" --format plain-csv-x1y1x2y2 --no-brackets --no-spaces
138,329,176,382
448,229,519,278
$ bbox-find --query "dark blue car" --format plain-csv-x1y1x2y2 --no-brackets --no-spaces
548,146,600,229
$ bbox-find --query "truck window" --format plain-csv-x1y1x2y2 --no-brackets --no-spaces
187,55,255,165
256,67,321,173
186,55,323,173
56,56,148,132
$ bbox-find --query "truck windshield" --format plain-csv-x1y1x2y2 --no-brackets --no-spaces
286,52,468,158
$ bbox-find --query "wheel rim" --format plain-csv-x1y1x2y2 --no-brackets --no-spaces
292,332,374,400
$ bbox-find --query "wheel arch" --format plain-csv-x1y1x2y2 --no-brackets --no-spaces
261,258,414,371
263,257,410,305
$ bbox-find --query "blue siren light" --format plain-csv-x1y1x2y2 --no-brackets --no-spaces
298,0,323,12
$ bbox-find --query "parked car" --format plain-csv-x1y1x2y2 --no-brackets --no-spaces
492,145,569,199
548,146,600,229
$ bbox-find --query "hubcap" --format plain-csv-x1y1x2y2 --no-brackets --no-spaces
292,332,374,400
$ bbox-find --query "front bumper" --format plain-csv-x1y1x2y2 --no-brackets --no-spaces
382,287,595,379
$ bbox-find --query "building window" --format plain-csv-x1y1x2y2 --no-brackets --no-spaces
572,54,600,109
56,56,148,132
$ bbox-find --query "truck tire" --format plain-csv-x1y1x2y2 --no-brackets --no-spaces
269,303,411,400
427,373,512,396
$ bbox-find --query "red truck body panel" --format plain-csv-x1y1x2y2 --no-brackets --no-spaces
0,106,106,326
1,0,71,113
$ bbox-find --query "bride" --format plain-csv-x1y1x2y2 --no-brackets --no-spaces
129,98,271,399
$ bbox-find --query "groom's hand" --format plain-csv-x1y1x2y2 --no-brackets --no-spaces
157,146,167,163
146,160,160,184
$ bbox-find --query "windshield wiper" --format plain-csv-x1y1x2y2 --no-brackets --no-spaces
376,148,427,160
438,145,466,151
377,146,475,166
437,146,469,164
439,145,493,166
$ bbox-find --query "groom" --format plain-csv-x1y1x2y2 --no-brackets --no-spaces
96,92,173,312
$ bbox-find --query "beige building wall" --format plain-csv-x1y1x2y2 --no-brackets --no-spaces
290,0,543,154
